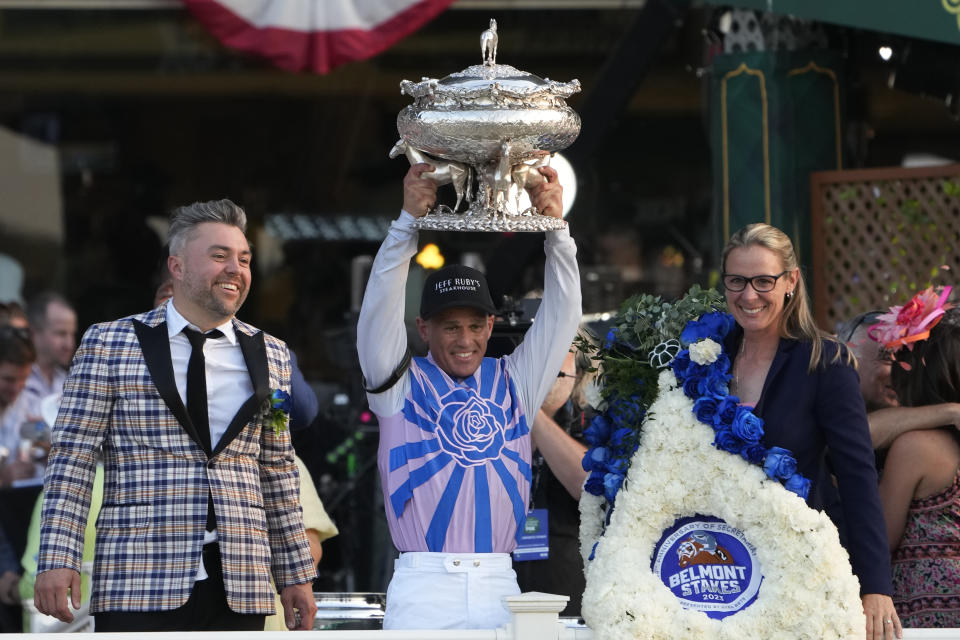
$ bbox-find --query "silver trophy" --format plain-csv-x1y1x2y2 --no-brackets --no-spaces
392,19,581,232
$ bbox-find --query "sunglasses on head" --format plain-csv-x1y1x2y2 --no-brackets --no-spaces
838,310,884,344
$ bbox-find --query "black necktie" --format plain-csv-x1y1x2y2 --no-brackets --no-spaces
183,327,223,453
183,327,223,532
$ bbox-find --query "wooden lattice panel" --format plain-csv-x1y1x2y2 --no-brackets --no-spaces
810,164,960,332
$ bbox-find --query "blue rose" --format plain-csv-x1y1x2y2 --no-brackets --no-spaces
713,428,742,454
605,457,628,475
697,372,729,398
584,446,610,472
271,388,292,413
763,446,798,481
584,414,612,446
731,406,764,443
704,311,735,339
609,395,644,429
671,350,693,380
711,352,732,376
679,311,734,345
609,427,634,447
739,442,767,464
682,374,703,399
784,473,811,500
584,471,605,497
603,472,625,502
435,388,507,467
693,396,720,424
680,321,710,346
713,395,740,429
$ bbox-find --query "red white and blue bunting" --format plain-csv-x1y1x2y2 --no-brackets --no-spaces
182,0,455,73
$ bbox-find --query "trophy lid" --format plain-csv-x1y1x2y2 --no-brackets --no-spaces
399,20,580,105
442,63,548,92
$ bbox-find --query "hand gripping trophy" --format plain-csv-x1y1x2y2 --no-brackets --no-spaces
391,19,581,232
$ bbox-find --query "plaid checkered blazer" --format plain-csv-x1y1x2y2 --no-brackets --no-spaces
37,304,316,615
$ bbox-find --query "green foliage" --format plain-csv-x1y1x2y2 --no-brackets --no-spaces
576,284,727,411
942,178,960,197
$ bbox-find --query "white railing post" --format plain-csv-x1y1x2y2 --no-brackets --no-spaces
502,592,570,640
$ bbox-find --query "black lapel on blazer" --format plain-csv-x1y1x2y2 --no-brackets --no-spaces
213,328,270,456
133,319,206,453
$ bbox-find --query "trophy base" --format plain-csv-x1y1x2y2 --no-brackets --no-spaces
411,212,567,233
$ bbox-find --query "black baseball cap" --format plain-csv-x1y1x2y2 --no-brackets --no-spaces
420,265,497,320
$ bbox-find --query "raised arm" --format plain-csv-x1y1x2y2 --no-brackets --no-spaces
504,167,582,415
869,403,960,449
357,164,436,416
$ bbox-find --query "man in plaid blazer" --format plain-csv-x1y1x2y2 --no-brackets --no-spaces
33,200,317,631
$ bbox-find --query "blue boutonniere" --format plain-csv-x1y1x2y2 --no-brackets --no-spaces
262,388,292,433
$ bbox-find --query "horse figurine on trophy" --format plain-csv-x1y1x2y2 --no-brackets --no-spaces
481,19,498,67
389,139,472,214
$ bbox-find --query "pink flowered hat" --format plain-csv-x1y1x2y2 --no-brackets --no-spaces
868,285,953,351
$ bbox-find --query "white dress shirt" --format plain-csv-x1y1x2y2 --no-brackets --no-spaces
165,301,253,450
165,302,254,579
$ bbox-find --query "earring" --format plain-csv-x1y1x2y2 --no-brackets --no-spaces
785,291,793,300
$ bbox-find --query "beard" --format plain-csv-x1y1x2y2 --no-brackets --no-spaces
181,270,248,319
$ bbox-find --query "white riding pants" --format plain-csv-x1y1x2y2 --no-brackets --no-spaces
383,551,520,630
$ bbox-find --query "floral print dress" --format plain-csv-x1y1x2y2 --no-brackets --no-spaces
891,467,960,627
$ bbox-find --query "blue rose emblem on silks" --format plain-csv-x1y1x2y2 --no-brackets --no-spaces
435,387,507,467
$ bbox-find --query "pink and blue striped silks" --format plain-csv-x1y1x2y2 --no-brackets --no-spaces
376,355,532,553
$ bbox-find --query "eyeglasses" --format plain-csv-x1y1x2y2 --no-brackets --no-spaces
722,271,789,293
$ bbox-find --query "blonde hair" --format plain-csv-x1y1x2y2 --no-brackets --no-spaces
722,223,848,372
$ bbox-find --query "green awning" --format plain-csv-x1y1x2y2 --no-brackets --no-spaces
698,0,960,47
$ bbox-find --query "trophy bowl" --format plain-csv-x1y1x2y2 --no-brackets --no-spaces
392,19,581,232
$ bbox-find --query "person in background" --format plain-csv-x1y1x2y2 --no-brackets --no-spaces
516,342,590,617
721,223,899,640
34,199,317,631
357,163,581,629
0,302,29,330
22,293,77,417
839,310,960,452
0,320,36,632
876,301,960,628
0,324,37,487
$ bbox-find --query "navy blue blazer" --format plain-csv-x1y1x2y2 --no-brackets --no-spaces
725,327,893,596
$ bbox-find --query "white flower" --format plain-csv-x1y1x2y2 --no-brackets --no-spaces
689,337,722,365
583,379,608,411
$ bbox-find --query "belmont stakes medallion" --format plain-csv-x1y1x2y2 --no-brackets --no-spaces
652,515,762,619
